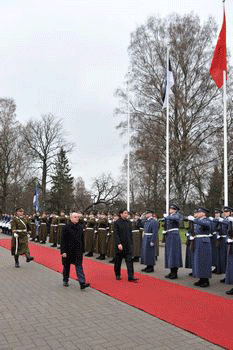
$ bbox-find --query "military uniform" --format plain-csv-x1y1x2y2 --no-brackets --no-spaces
11,208,34,267
49,215,58,247
84,215,96,257
141,213,158,273
39,213,48,243
57,214,67,248
164,205,183,279
96,215,109,260
225,215,233,294
131,216,142,262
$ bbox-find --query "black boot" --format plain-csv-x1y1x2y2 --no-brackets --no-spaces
14,255,20,268
26,253,34,262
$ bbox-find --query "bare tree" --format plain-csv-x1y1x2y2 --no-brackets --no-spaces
85,173,125,212
0,98,29,211
22,114,71,209
73,177,92,212
115,13,233,212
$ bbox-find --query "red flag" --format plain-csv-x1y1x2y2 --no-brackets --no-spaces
210,10,227,88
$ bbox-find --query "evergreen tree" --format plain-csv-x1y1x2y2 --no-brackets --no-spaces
205,166,223,211
50,147,74,212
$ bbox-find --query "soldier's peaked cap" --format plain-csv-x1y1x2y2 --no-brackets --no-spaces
224,206,232,212
169,204,180,211
196,207,209,214
145,209,154,214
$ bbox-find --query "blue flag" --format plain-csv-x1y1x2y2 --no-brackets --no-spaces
33,181,40,212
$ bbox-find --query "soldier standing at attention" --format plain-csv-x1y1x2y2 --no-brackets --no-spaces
188,207,212,288
164,204,183,279
11,207,34,268
141,209,158,273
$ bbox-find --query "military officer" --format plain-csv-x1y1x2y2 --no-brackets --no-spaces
57,211,67,249
164,204,183,279
85,213,97,257
96,212,109,260
225,209,233,295
141,209,158,273
188,207,212,287
39,212,48,244
11,207,34,268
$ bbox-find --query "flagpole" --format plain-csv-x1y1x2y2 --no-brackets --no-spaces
166,49,170,214
223,70,228,206
127,77,130,212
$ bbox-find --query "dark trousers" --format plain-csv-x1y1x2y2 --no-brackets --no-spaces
62,258,85,285
114,252,134,279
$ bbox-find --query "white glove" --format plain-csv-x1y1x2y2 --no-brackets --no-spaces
228,217,233,222
27,234,30,238
227,238,233,243
188,215,194,221
209,217,213,221
14,233,18,238
163,214,168,218
150,241,154,247
189,236,195,240
218,218,224,222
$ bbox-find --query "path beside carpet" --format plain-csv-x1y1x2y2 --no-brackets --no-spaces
0,238,232,349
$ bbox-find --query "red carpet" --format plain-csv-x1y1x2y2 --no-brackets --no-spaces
1,238,232,349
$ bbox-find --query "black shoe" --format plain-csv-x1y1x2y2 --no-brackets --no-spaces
194,280,202,286
220,278,225,283
26,256,34,262
85,252,93,257
226,288,233,295
145,267,154,273
128,277,139,282
212,267,218,274
165,273,172,278
109,258,115,263
51,244,57,247
189,272,193,276
169,273,177,279
199,281,209,288
80,283,90,290
63,281,69,287
141,267,148,272
96,255,105,260
15,262,20,268
133,257,139,262
116,276,121,280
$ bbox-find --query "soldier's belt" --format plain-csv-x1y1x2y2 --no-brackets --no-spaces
51,224,57,226
144,233,152,236
40,223,46,225
59,223,66,226
217,235,227,239
166,228,179,233
16,230,27,232
195,235,210,238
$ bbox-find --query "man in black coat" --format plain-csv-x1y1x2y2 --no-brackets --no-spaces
114,209,139,282
61,212,90,289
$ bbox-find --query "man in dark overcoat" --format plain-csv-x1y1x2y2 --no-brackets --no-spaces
61,212,90,289
114,209,138,282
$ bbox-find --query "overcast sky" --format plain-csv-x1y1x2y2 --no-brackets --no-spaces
0,0,232,190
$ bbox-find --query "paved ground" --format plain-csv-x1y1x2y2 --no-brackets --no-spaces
0,233,226,350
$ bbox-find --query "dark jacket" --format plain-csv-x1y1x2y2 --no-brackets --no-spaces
114,218,133,255
61,222,85,264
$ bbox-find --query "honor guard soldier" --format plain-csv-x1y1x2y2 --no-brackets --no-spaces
185,211,197,275
188,207,212,287
210,209,223,273
57,211,67,249
96,212,109,260
49,213,58,247
11,207,34,268
85,213,97,257
39,212,48,244
217,207,230,281
141,209,158,273
29,214,36,241
107,214,119,263
164,204,183,279
225,209,233,295
131,213,142,263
